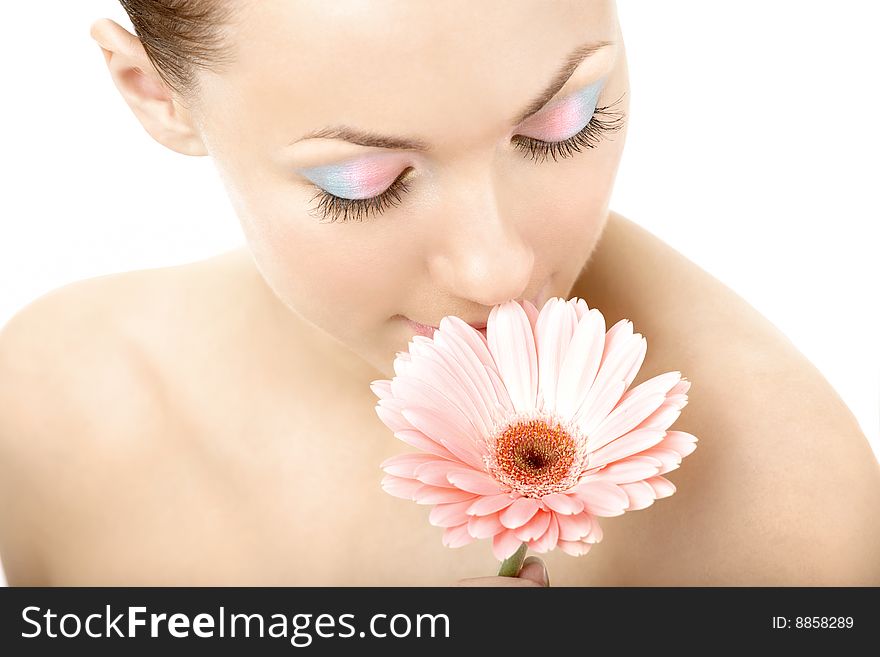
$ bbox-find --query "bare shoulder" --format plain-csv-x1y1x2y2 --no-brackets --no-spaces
0,266,179,424
566,211,880,585
0,254,230,430
0,251,251,585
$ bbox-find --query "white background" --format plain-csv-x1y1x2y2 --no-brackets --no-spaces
1,2,877,586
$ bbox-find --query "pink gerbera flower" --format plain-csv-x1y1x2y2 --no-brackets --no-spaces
371,297,697,562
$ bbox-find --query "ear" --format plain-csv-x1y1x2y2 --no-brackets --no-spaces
89,18,208,156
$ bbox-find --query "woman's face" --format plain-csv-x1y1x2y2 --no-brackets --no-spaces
189,0,629,379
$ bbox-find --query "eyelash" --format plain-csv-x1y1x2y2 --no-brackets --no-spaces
309,168,414,225
310,92,626,224
511,92,627,164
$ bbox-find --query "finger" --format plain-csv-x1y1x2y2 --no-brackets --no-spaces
517,556,549,587
454,576,544,587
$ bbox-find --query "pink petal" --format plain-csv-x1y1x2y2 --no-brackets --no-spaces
590,455,663,484
637,403,682,432
414,460,472,487
615,370,682,409
619,480,656,510
630,376,692,432
575,379,627,439
434,324,500,412
514,509,552,541
645,475,677,498
429,498,480,527
553,308,606,417
401,407,484,470
440,315,496,370
571,297,591,320
442,523,476,548
492,528,525,561
535,298,578,413
557,539,593,557
446,470,505,495
406,338,498,436
589,388,668,453
393,373,487,454
599,319,637,371
391,368,476,435
413,484,478,505
528,513,560,553
487,301,539,413
619,379,679,419
637,447,683,475
424,338,497,437
659,430,699,458
375,399,410,433
541,492,585,515
621,335,648,391
380,452,447,477
522,298,540,334
575,329,650,433
556,511,593,541
393,350,412,377
585,518,604,543
467,512,505,539
552,297,579,326
393,429,460,462
466,493,515,517
587,428,668,470
370,379,393,400
381,474,423,500
483,364,516,417
571,480,630,517
499,496,541,529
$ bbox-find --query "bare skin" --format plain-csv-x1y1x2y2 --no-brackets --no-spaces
2,0,879,586
1,211,878,586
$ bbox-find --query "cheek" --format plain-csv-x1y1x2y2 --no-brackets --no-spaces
519,148,621,220
242,209,406,339
210,167,379,323
214,149,411,335
253,225,381,322
511,156,621,277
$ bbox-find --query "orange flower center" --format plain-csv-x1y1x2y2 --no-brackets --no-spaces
490,418,579,498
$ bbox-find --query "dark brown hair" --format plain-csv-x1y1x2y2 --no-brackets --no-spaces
117,0,240,102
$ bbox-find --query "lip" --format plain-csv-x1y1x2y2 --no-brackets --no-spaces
402,316,487,339
400,276,552,339
403,316,439,337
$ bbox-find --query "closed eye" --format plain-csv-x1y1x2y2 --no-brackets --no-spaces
511,91,627,164
308,167,415,224
308,92,626,224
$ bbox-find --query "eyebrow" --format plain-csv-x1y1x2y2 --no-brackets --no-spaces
288,39,614,152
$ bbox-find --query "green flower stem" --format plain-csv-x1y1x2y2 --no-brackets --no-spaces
497,542,528,577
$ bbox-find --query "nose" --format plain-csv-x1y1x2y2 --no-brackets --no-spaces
426,165,534,307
